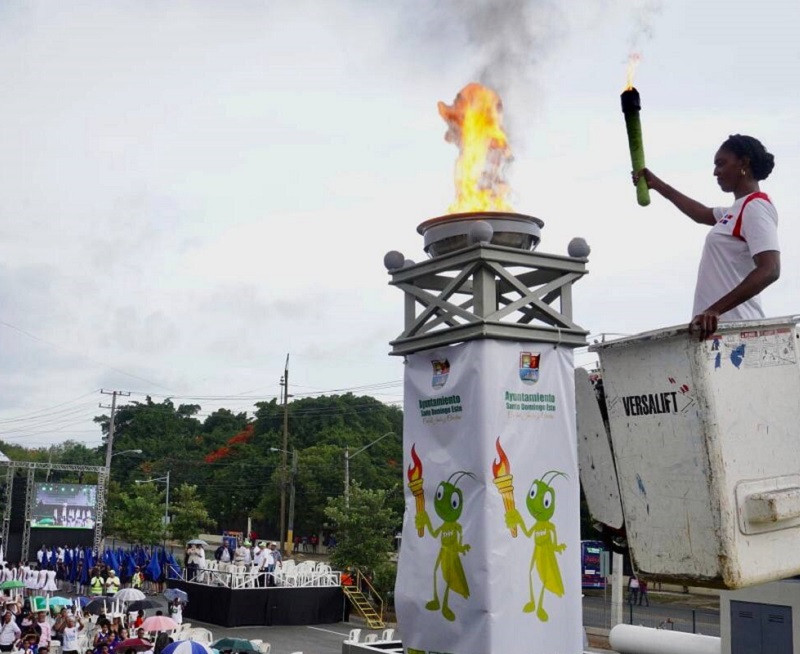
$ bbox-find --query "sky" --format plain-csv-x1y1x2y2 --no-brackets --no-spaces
1,0,798,448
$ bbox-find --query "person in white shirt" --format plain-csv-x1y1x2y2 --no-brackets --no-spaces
0,611,20,652
60,615,84,654
167,599,183,625
260,546,275,587
233,543,250,566
252,543,267,569
634,134,780,339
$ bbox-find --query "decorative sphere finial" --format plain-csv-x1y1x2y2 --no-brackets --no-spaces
468,221,494,245
384,250,406,271
568,237,590,258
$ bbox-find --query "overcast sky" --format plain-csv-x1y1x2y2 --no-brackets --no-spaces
1,0,798,448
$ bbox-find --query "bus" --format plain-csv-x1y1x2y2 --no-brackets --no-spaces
581,540,606,589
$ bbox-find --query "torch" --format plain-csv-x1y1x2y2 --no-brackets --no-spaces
621,85,651,207
407,444,425,537
491,438,517,537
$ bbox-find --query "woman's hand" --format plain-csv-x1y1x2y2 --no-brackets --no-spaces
632,167,666,194
689,310,720,340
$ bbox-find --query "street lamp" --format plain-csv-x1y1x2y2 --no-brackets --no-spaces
135,471,170,544
344,432,396,507
270,447,298,553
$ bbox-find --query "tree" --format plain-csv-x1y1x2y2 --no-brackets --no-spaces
170,483,213,542
324,483,398,575
107,482,165,544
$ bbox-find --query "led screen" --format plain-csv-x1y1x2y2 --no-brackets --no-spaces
31,483,97,529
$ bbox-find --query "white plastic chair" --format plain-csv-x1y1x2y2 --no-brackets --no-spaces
381,628,395,641
346,628,361,643
364,634,378,643
186,628,213,644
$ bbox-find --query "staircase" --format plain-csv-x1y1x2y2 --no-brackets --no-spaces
343,570,385,629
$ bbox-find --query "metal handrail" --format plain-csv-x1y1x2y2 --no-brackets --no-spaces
354,568,384,622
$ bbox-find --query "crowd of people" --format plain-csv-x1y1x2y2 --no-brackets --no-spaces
187,540,285,587
0,596,180,654
0,545,176,599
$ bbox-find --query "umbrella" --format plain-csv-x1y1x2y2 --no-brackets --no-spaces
211,639,261,653
185,539,207,546
140,615,178,632
126,599,161,612
113,588,146,602
162,641,214,654
75,596,91,607
115,639,153,652
0,580,24,590
48,597,73,607
162,589,188,603
83,598,109,615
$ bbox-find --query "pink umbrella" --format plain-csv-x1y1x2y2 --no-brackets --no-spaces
140,616,178,632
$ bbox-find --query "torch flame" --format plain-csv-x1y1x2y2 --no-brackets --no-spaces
491,437,511,478
407,443,423,482
438,83,513,214
625,53,641,91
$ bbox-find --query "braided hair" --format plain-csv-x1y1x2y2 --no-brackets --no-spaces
720,134,775,181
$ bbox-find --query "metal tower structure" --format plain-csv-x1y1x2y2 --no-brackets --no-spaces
0,461,107,562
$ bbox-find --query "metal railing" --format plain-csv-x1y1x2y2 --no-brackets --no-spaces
582,594,720,637
353,568,384,623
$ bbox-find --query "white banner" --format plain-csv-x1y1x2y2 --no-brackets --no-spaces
395,339,582,654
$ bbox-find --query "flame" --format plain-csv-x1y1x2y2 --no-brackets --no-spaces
407,443,423,482
438,83,513,214
625,53,641,91
491,437,511,478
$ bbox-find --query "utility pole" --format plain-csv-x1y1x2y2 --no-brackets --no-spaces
344,447,350,507
99,389,130,546
101,389,130,472
287,448,297,554
279,354,289,551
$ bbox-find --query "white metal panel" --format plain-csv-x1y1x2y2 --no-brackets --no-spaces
700,322,800,587
575,368,623,530
598,334,721,582
593,316,800,588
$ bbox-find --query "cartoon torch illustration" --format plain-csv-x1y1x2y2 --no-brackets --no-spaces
491,438,517,537
621,54,650,207
408,444,425,537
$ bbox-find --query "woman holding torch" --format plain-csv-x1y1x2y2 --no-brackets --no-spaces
633,134,780,338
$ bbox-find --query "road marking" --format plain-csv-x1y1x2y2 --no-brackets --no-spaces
306,626,349,637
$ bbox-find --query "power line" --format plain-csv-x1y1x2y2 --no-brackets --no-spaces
0,320,176,391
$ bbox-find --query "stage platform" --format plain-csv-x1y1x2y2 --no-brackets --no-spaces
166,579,348,627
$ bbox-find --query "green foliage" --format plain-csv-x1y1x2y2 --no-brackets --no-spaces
4,392,404,543
372,560,398,606
170,483,213,542
324,483,398,575
107,482,165,544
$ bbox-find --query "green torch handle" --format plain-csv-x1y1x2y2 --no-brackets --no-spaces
624,112,650,206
